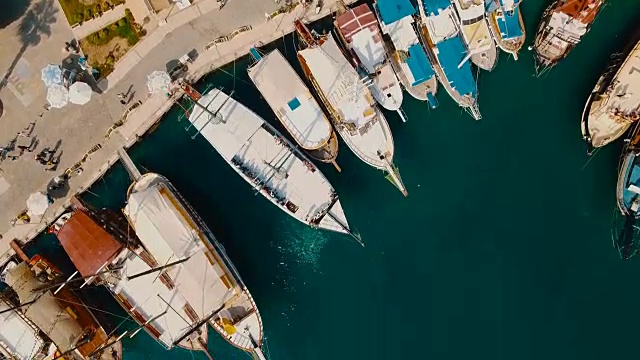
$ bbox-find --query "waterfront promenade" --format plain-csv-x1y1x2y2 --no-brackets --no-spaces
0,0,354,264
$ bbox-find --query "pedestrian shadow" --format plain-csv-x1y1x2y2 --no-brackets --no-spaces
0,0,58,92
51,139,62,153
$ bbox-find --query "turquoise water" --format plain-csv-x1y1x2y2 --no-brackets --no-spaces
26,1,640,359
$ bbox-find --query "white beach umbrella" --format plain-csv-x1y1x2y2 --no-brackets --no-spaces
41,64,62,87
46,84,69,108
26,192,50,217
147,71,172,94
68,81,92,105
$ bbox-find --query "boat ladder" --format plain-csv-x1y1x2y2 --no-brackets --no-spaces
396,107,408,122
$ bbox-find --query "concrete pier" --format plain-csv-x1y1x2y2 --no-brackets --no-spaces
0,0,356,265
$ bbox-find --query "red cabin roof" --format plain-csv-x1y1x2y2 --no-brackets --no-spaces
57,211,123,277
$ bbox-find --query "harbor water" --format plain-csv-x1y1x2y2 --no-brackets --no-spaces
24,1,640,359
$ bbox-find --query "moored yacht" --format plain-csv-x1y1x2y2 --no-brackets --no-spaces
334,3,404,112
452,0,498,71
247,48,341,169
487,0,526,59
374,0,439,106
418,0,481,120
185,86,357,236
124,173,266,355
5,256,110,359
295,20,408,196
582,36,640,153
53,197,212,354
533,0,604,75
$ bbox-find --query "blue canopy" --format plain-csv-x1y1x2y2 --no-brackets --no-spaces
376,0,415,25
436,37,476,98
421,0,452,16
406,44,434,86
496,4,523,39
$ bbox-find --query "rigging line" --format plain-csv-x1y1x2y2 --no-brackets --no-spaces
217,67,252,87
49,293,138,323
580,147,601,171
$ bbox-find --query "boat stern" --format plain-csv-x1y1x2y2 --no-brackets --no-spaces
210,292,264,352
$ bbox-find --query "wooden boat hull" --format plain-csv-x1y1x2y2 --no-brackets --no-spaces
488,7,526,59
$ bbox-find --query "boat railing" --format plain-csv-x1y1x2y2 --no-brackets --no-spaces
230,155,289,207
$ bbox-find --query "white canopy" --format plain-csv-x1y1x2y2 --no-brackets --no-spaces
46,84,69,108
147,71,172,94
0,300,44,360
68,81,92,105
123,176,236,346
26,192,49,217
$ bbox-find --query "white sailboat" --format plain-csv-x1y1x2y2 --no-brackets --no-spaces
247,48,340,169
334,3,404,112
452,0,498,71
123,172,266,354
295,21,408,197
184,87,357,237
373,0,439,105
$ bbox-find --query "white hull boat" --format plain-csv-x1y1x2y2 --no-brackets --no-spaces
123,173,265,353
248,48,341,168
186,88,356,235
295,21,408,196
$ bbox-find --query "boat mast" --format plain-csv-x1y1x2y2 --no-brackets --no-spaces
185,87,235,139
126,256,191,281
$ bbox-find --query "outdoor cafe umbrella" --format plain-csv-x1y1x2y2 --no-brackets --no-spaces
68,81,92,105
41,64,63,87
147,71,172,94
26,192,50,217
46,84,69,108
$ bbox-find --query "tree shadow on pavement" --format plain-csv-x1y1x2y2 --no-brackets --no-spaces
0,0,58,92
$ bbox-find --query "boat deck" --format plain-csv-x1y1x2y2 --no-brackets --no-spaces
112,251,206,348
336,4,384,74
377,11,437,100
188,89,349,233
299,35,395,169
5,263,97,356
621,153,640,214
210,292,262,351
125,174,238,323
557,0,601,23
247,50,332,150
336,4,403,111
587,42,640,147
0,301,44,360
423,5,458,43
535,1,602,64
495,1,523,41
